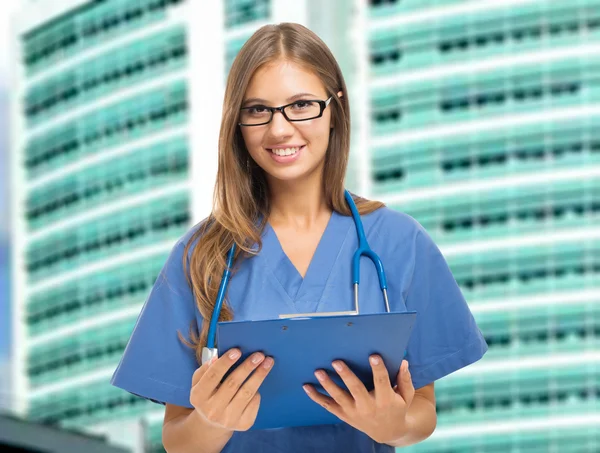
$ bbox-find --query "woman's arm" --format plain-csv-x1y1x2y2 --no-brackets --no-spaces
162,404,233,453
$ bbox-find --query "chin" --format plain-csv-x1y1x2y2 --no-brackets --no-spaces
267,170,310,182
260,164,316,183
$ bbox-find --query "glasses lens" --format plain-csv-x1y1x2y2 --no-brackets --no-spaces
240,107,272,125
284,101,320,120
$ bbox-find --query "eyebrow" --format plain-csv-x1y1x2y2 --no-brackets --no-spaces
242,92,319,106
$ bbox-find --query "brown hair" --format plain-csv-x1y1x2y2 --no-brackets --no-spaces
181,23,384,362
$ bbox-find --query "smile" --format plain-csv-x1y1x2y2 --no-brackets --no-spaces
267,145,305,156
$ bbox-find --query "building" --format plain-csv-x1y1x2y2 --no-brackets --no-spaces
9,1,358,452
363,0,600,452
11,0,599,452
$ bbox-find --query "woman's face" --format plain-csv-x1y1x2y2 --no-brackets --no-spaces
240,59,335,185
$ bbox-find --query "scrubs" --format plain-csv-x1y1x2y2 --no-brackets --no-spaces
111,206,488,452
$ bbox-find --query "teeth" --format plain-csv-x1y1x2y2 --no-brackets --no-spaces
271,146,301,156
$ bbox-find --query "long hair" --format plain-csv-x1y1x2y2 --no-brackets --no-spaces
181,23,384,362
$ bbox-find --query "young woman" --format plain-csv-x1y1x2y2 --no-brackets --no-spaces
112,22,488,453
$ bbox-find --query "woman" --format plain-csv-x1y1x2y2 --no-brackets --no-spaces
111,22,488,452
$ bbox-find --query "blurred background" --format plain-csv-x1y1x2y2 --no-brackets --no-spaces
1,0,599,451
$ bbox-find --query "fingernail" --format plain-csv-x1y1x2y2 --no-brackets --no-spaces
303,385,312,394
315,370,326,382
252,353,264,364
229,349,241,360
332,361,343,372
370,355,380,365
262,357,274,369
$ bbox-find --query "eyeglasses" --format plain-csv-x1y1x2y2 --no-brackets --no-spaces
238,96,333,126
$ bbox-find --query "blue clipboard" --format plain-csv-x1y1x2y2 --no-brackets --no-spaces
216,311,417,430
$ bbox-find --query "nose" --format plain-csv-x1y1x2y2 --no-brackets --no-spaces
266,108,295,138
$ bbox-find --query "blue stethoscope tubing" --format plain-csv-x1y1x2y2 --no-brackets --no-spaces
202,189,390,364
344,190,391,315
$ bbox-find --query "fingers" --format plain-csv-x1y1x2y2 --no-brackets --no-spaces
237,393,262,431
191,353,220,387
211,352,267,407
395,360,415,406
189,356,218,408
191,361,209,387
194,348,243,402
313,368,354,409
229,357,274,415
302,384,346,422
369,355,394,401
329,361,370,408
190,349,274,431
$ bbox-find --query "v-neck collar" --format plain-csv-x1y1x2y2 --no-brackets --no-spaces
261,211,352,311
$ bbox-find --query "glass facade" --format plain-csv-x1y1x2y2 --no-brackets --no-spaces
18,1,192,452
25,80,188,178
224,0,270,28
223,0,271,76
25,26,187,127
26,137,189,231
367,0,599,451
26,192,190,281
23,0,185,75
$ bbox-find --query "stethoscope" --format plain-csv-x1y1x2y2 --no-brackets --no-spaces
202,190,391,364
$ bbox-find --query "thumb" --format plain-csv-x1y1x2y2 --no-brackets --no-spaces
395,360,415,407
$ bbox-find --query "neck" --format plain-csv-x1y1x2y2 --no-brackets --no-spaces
267,173,331,229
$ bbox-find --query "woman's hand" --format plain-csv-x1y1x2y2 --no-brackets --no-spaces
189,348,274,432
303,357,415,445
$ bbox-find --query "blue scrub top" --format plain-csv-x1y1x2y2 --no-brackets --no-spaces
111,206,488,452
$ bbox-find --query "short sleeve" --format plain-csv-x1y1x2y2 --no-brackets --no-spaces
110,239,199,408
404,225,488,390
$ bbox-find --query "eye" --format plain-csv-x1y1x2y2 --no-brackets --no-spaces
291,101,314,110
246,105,269,115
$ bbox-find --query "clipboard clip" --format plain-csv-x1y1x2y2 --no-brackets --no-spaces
279,310,358,319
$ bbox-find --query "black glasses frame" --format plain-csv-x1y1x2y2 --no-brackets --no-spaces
238,96,333,126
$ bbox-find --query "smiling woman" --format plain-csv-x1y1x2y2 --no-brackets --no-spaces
111,22,487,453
